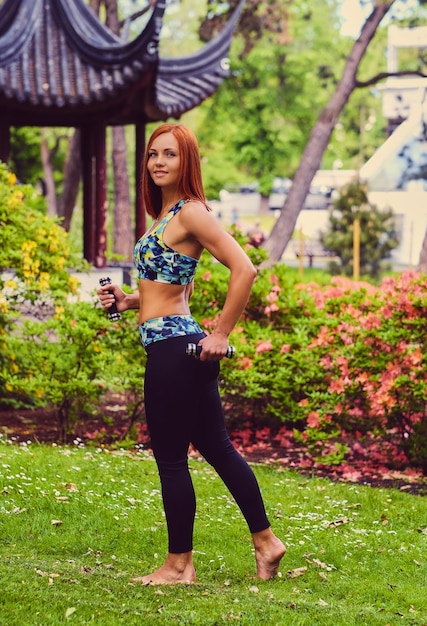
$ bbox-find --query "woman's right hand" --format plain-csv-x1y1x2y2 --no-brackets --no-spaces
97,284,128,313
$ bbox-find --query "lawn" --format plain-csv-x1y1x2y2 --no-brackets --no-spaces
0,438,426,626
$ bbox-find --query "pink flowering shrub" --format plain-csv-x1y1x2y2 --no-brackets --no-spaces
192,253,427,473
301,271,427,472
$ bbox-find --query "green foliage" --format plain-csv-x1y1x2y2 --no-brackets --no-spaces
320,182,400,279
0,165,141,438
9,127,44,185
196,0,365,193
195,0,427,192
2,298,143,439
5,304,109,425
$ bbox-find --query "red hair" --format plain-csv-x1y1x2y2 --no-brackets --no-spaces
142,123,210,219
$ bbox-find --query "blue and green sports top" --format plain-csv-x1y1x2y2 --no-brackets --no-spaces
133,199,199,285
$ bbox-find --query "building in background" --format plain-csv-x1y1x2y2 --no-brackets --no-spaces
360,25,427,268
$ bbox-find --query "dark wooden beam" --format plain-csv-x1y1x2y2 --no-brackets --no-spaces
81,126,95,264
0,122,10,164
94,124,107,268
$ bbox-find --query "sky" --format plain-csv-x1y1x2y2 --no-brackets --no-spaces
339,0,423,37
340,0,372,37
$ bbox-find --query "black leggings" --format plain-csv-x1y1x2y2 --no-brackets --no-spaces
144,333,270,553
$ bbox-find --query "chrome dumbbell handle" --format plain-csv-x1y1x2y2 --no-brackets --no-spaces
186,343,236,358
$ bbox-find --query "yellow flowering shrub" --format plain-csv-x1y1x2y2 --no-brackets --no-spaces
0,162,85,302
0,163,87,407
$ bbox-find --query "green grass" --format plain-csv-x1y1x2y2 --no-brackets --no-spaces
0,439,426,626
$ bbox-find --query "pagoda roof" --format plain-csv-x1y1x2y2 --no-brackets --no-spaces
0,0,244,126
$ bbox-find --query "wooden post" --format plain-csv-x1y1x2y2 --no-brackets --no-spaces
135,122,146,240
298,229,304,277
94,124,107,268
353,218,360,281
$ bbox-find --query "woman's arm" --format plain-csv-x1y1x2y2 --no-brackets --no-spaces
181,203,257,359
185,280,195,303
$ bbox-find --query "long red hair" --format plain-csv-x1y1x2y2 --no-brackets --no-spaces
142,123,210,219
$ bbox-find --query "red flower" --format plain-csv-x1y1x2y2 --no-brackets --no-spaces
238,357,252,370
307,412,320,428
256,339,273,353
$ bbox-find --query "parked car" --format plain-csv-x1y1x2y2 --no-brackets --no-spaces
268,177,333,211
219,182,261,217
304,184,333,210
223,182,259,194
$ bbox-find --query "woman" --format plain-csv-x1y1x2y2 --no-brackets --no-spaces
98,123,285,585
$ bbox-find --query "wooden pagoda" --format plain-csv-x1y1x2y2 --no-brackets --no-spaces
0,0,244,266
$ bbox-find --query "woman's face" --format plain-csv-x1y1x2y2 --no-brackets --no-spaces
147,132,181,190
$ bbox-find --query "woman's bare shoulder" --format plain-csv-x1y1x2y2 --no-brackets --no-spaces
180,200,214,227
183,199,211,213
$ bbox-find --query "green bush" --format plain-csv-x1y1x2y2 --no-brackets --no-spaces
0,163,87,411
3,300,143,439
0,162,146,437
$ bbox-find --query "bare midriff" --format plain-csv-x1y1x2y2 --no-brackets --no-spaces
138,280,192,324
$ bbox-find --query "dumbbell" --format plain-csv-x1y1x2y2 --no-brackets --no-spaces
99,277,122,321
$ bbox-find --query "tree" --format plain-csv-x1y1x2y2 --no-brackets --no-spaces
9,127,45,186
320,181,399,278
261,0,427,266
197,1,427,267
102,0,134,261
262,1,396,266
9,125,74,222
197,0,351,198
40,128,71,216
58,130,82,232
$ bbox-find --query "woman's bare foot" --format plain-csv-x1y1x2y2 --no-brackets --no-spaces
252,528,286,580
131,551,196,586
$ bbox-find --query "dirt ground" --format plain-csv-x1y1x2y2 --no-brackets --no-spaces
1,396,426,496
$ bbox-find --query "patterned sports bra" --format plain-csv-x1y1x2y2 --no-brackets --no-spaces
133,199,199,285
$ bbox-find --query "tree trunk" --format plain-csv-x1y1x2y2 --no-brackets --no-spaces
416,230,427,272
112,125,133,260
262,1,395,267
58,130,82,232
105,0,133,261
40,128,58,216
89,0,102,13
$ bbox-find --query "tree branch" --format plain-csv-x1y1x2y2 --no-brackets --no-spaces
356,69,427,88
118,1,155,29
